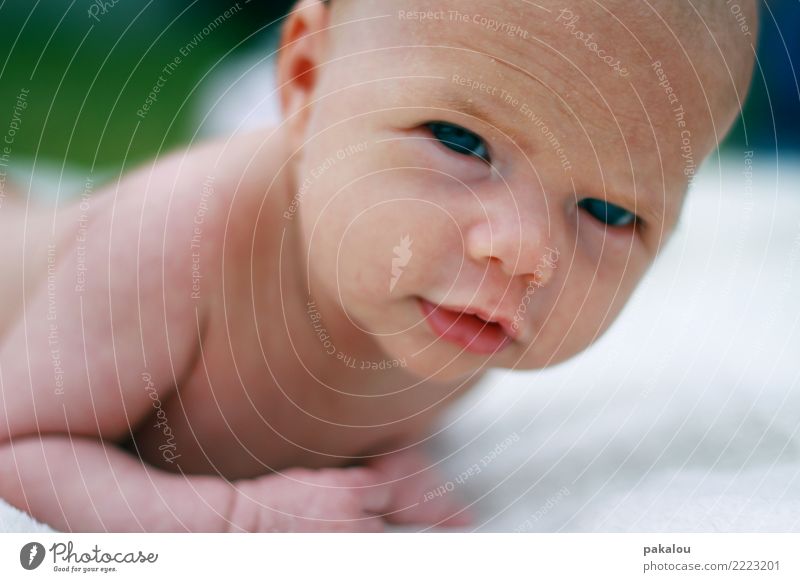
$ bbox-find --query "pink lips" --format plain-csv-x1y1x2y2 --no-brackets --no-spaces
418,297,514,355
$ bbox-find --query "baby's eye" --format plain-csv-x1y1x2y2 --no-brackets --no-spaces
578,198,637,227
425,121,490,162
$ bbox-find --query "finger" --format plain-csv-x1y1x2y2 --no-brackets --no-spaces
356,515,387,533
342,467,393,513
384,490,474,527
360,483,392,513
369,449,431,480
435,507,475,528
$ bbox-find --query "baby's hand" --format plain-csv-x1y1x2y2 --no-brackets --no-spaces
228,466,392,532
369,448,474,529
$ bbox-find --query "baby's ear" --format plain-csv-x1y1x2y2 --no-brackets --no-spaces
277,0,330,146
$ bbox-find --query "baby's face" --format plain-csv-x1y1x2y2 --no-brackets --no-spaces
286,0,754,382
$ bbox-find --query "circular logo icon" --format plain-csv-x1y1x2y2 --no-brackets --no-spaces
20,542,46,570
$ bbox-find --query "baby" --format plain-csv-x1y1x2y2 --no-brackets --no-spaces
0,0,756,532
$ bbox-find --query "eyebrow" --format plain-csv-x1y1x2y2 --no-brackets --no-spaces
426,88,667,227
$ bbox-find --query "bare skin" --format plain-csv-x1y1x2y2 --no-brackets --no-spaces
0,128,478,532
0,0,756,532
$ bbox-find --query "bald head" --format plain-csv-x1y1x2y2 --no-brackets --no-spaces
282,0,758,220
317,0,755,144
276,0,760,371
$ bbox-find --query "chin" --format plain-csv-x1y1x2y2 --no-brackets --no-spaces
382,335,493,384
361,294,494,382
420,360,488,384
402,358,479,385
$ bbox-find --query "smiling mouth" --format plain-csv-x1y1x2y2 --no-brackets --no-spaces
417,297,515,355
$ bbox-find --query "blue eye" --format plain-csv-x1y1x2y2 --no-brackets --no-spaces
578,198,637,227
426,122,490,162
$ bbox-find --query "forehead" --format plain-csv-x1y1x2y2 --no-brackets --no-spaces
331,0,729,131
328,0,745,219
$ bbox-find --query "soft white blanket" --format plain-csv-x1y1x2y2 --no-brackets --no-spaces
0,501,55,533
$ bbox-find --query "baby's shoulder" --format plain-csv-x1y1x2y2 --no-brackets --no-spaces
131,129,283,209
140,127,290,290
122,127,288,245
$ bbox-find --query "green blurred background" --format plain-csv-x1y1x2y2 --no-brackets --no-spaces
0,0,288,172
0,0,797,175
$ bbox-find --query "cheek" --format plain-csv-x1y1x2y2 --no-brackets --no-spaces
310,175,465,296
335,202,457,300
539,253,647,362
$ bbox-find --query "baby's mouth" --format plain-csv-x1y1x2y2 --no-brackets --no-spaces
417,297,515,355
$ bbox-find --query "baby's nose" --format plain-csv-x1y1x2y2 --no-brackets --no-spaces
465,213,557,285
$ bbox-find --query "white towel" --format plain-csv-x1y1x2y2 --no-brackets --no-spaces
0,500,56,533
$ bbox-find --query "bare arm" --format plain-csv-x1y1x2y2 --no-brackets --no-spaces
0,435,233,532
0,145,228,531
0,434,403,532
